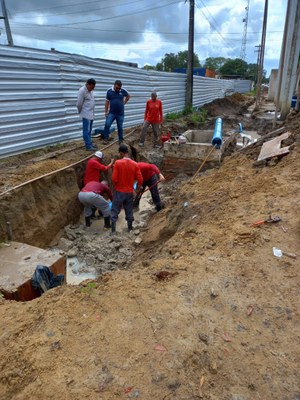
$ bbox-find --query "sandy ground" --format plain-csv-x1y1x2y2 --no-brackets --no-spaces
0,95,300,399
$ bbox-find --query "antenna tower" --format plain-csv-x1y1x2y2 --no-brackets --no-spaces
240,0,249,60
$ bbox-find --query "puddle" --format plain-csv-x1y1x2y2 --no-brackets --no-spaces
66,256,96,285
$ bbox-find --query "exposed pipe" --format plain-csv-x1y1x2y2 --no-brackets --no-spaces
211,118,222,148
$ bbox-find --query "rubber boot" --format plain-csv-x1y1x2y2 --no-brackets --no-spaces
85,216,91,227
127,221,133,232
91,206,97,219
104,216,111,229
110,221,116,235
156,204,162,212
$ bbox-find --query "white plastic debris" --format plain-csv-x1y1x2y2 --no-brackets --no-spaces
272,247,283,257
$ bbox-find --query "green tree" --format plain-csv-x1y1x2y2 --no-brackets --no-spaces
177,50,201,68
203,57,227,73
219,58,248,77
156,51,201,72
245,63,257,81
143,64,156,70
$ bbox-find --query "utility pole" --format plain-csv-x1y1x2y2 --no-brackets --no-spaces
254,0,268,110
186,0,194,109
0,0,14,46
254,44,261,85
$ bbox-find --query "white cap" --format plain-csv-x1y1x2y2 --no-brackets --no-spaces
94,151,103,159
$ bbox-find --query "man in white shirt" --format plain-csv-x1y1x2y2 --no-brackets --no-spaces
77,78,97,151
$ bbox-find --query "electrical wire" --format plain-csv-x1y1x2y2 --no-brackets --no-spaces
11,0,181,27
195,0,236,47
10,0,139,14
11,0,143,18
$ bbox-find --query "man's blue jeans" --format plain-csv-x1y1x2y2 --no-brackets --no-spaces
104,113,124,141
82,118,93,148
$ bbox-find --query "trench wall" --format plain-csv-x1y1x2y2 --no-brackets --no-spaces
0,45,251,158
0,166,85,247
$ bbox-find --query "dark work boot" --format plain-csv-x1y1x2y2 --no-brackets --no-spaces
110,221,116,235
156,203,165,212
104,216,111,229
91,206,97,219
85,216,91,227
127,221,133,232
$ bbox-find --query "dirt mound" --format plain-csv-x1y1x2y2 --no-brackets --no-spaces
286,109,300,135
204,93,254,118
1,96,300,399
1,126,300,399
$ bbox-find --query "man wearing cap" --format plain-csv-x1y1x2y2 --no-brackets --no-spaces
133,162,165,211
78,181,112,228
103,80,131,145
139,91,163,148
77,78,97,151
111,144,143,234
83,151,114,186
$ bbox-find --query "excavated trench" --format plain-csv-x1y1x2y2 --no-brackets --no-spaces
0,95,275,300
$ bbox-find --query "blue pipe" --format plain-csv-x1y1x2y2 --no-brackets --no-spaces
211,117,222,148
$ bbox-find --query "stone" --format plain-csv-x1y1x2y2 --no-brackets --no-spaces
58,237,74,252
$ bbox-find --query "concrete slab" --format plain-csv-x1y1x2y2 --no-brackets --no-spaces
162,128,237,176
0,241,66,301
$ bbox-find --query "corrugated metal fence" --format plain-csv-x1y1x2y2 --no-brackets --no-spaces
0,45,251,158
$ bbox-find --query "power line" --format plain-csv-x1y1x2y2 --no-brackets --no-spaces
10,0,134,14
17,0,180,27
9,21,283,36
11,0,142,18
195,0,237,48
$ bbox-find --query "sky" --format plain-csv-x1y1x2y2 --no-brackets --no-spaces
1,0,287,76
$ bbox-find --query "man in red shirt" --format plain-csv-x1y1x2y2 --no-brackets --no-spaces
83,151,114,185
78,181,113,228
134,162,165,211
111,144,143,234
139,91,163,148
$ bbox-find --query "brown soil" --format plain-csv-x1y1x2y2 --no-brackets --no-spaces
1,95,300,400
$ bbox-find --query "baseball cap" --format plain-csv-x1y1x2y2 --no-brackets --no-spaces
118,144,128,153
94,151,103,159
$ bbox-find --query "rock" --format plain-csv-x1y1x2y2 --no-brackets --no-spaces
198,333,209,344
252,159,267,168
64,227,77,240
135,237,142,244
268,157,280,166
58,237,74,252
67,248,77,257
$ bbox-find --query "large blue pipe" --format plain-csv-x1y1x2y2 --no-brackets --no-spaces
211,117,222,148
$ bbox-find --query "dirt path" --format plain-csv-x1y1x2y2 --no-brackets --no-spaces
0,96,300,399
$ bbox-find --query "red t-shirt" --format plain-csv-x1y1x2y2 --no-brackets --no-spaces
81,181,112,200
137,162,160,181
84,158,111,185
112,158,143,193
144,99,163,124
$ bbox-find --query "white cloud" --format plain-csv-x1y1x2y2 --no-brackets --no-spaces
1,0,286,75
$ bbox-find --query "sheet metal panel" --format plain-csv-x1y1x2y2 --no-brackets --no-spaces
0,45,250,158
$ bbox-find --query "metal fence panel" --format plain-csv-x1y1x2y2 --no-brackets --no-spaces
0,45,250,158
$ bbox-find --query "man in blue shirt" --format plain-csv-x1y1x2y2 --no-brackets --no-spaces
103,80,131,144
